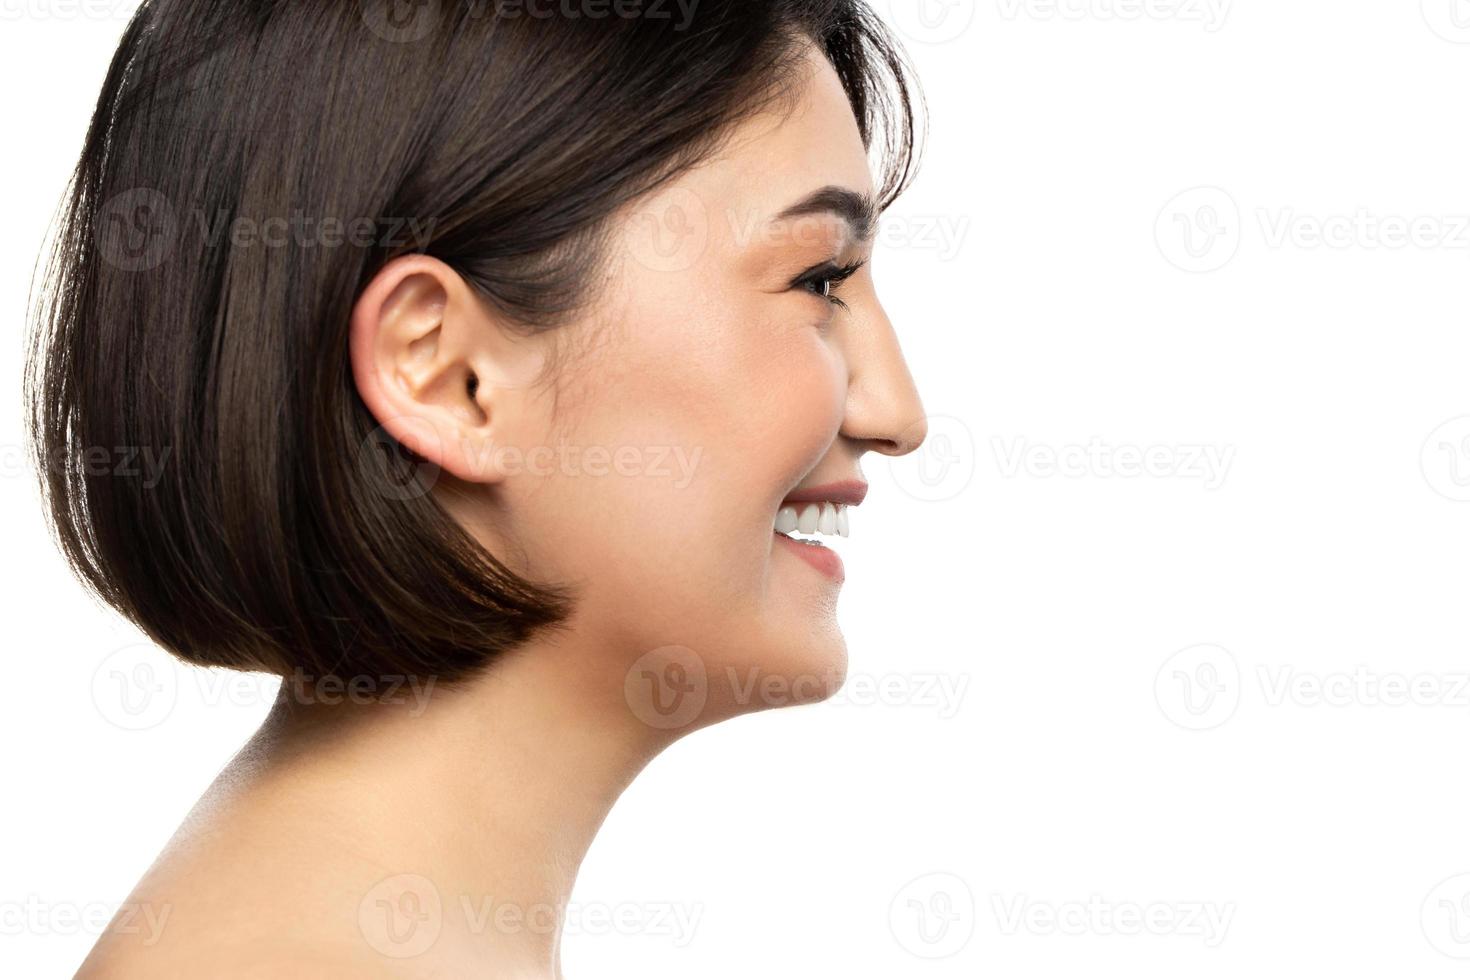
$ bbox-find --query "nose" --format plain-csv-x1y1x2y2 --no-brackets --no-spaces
838,303,927,458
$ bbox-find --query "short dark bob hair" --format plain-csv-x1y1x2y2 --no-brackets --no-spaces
26,0,921,684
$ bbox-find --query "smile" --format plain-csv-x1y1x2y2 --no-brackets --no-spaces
774,501,850,541
771,481,866,581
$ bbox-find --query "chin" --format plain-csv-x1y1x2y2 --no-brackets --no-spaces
785,637,850,705
612,529,856,733
706,625,851,722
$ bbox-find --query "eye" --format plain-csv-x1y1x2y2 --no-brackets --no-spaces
792,258,867,312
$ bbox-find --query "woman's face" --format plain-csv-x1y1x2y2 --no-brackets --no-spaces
514,46,926,722
358,45,926,729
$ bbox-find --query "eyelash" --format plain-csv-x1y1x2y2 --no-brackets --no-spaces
793,258,867,311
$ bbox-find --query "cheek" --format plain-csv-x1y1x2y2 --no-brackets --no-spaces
515,294,844,611
664,301,846,507
747,329,847,487
586,283,844,488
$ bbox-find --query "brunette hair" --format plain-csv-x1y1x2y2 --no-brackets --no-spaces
26,0,922,683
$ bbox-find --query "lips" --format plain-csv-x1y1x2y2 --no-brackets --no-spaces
771,479,866,582
773,528,844,580
780,479,868,507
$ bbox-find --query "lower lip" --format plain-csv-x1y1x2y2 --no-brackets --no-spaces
773,532,845,582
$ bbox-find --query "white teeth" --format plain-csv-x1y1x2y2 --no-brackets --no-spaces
797,503,820,534
775,502,851,540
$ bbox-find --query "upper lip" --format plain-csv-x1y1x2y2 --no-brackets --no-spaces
780,479,868,507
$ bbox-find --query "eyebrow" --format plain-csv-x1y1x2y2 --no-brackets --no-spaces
772,185,878,244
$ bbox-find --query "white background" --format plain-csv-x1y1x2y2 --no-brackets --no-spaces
5,1,1470,977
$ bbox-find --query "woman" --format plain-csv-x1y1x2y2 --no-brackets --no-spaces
31,1,928,975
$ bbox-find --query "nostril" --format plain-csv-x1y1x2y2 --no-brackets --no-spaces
878,417,928,457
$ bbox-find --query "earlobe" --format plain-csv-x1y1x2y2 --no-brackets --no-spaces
349,255,507,485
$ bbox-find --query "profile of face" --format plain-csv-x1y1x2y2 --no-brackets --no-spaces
351,45,926,735
33,17,930,976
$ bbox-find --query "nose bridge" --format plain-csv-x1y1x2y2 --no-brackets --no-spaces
841,302,927,457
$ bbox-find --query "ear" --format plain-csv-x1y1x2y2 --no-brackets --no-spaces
350,255,537,484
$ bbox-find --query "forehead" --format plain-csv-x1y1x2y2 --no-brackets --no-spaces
690,47,877,250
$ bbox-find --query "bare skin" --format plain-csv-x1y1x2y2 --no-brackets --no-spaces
77,44,925,979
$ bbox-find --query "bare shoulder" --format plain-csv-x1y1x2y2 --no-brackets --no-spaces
69,831,408,979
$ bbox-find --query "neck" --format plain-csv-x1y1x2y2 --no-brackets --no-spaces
240,634,671,976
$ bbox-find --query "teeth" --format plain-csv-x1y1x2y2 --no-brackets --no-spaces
797,503,820,534
775,502,851,540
